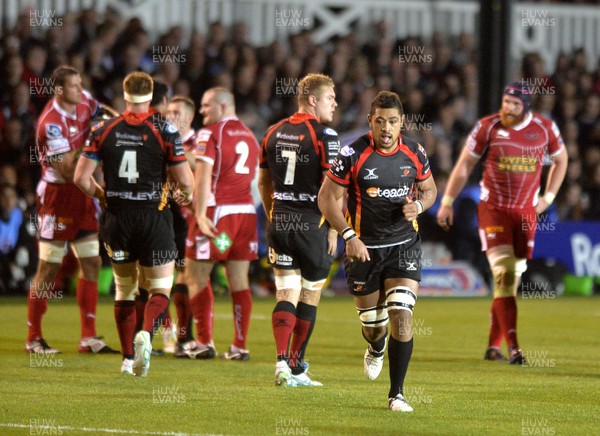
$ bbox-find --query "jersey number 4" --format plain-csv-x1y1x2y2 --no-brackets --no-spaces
118,150,140,183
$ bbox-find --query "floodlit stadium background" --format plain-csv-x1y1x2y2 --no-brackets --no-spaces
0,1,599,434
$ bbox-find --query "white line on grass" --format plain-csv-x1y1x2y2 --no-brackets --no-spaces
0,423,219,436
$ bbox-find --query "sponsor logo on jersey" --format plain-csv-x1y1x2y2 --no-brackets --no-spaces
106,191,161,200
363,168,378,180
46,124,62,138
273,192,317,202
340,145,355,156
324,127,338,136
525,133,539,140
418,144,428,157
276,132,304,141
497,156,538,172
366,185,410,198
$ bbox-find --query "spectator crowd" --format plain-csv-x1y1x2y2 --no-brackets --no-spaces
1,7,599,293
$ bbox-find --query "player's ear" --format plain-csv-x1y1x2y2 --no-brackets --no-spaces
367,113,372,125
307,94,317,107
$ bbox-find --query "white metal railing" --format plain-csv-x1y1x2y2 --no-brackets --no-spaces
2,0,599,72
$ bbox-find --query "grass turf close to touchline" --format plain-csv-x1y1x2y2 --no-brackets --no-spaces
0,295,599,435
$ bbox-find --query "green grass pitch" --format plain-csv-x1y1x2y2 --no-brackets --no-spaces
0,295,599,435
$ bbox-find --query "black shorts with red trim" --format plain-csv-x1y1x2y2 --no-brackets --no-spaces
345,233,422,296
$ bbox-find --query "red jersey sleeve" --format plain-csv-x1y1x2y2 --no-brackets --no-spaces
195,128,217,166
466,119,490,158
547,119,564,157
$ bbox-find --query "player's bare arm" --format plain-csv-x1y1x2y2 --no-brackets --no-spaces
193,160,217,237
437,147,480,230
74,154,105,206
98,103,120,118
535,147,568,214
48,148,79,181
322,170,340,257
168,161,194,207
318,177,370,262
257,168,274,222
402,175,437,222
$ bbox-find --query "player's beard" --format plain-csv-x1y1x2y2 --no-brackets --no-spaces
499,110,521,128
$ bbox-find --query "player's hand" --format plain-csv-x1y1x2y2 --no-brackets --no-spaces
197,215,218,238
436,205,453,230
345,237,370,262
402,200,420,222
327,228,338,257
173,189,193,207
535,197,550,214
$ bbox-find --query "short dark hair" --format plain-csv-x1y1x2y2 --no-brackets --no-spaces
369,91,404,117
151,80,169,107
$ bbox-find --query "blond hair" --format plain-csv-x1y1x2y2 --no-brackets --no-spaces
298,73,334,105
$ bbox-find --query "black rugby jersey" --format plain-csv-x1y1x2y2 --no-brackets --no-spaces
327,132,431,247
260,113,340,218
83,110,187,210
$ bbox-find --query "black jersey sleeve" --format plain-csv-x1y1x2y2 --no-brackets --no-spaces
326,144,355,187
416,143,432,180
161,120,187,165
321,127,341,168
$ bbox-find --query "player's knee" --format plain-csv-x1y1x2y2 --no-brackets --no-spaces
357,305,389,331
275,273,302,293
301,278,325,292
489,247,526,298
71,239,100,259
146,276,174,292
362,325,387,343
389,309,413,340
386,286,417,315
38,240,66,265
115,273,138,301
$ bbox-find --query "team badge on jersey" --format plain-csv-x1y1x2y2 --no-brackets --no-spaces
340,145,355,156
166,122,178,134
324,128,338,136
46,124,62,138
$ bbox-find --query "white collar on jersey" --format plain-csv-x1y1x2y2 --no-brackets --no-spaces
511,111,533,131
52,98,78,120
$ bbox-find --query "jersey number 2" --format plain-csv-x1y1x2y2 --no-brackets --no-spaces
118,150,140,183
235,141,250,174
